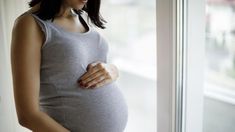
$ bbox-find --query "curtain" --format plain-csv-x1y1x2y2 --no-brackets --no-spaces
0,0,29,131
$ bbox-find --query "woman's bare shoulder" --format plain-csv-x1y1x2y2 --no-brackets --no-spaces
13,11,36,30
11,10,44,50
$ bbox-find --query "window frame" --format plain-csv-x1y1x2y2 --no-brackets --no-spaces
157,0,205,132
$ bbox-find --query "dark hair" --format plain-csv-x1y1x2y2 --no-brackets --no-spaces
28,0,106,29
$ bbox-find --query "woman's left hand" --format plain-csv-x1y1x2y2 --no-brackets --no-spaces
77,61,119,89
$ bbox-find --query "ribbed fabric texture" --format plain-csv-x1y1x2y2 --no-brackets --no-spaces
21,11,128,132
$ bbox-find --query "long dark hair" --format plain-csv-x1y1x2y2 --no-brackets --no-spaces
28,0,106,29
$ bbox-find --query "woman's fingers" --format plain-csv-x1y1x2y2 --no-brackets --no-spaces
85,74,108,89
79,64,101,82
79,71,111,89
78,61,114,89
89,77,112,89
80,70,104,86
78,63,106,81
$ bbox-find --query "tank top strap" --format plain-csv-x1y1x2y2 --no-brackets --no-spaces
27,11,51,49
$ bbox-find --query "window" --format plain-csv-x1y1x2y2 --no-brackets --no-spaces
203,0,235,131
157,0,235,131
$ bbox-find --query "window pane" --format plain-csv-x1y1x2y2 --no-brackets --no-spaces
99,0,156,132
204,0,235,131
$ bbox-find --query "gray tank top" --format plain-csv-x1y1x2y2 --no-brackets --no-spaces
22,11,128,132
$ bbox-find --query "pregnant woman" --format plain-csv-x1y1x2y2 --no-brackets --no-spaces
10,0,128,131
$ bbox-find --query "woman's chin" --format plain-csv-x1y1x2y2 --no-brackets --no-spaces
73,4,85,11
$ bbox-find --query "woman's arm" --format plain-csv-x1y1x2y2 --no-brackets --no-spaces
10,14,70,132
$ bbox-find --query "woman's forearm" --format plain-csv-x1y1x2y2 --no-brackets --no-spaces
20,111,70,132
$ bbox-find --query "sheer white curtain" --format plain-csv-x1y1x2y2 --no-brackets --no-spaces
0,0,29,131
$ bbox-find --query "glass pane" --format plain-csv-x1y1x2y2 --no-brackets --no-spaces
204,0,235,131
99,0,156,132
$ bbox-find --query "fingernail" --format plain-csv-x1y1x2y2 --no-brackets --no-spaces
79,82,83,85
89,85,95,89
83,84,88,88
78,82,85,87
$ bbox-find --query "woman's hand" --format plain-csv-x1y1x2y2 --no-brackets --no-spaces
77,61,119,89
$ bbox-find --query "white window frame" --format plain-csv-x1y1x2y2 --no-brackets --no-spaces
157,0,205,132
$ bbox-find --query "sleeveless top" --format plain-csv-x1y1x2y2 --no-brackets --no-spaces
21,11,128,132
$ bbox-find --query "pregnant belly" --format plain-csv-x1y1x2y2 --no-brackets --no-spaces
40,82,129,132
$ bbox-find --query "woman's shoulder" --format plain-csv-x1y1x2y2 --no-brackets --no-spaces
14,11,37,30
12,10,44,46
